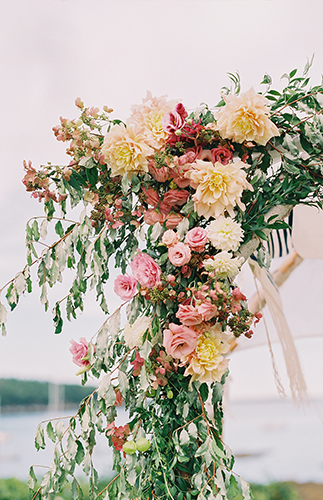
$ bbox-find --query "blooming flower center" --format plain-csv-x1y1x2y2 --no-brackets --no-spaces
195,335,221,368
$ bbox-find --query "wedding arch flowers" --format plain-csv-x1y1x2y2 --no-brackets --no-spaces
2,64,323,500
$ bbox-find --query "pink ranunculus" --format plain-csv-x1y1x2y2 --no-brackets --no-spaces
144,209,167,226
163,323,198,358
168,242,191,267
130,252,162,289
148,160,169,183
184,227,208,253
165,213,184,229
162,229,180,248
142,187,160,207
176,304,203,326
69,338,90,367
197,301,218,321
211,146,234,165
159,189,190,214
114,274,138,300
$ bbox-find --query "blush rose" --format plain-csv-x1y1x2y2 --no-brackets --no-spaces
168,242,191,267
163,323,198,358
114,274,138,300
130,252,161,288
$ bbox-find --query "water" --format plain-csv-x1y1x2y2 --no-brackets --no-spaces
0,399,322,484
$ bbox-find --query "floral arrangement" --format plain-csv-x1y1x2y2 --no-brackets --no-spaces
2,62,323,499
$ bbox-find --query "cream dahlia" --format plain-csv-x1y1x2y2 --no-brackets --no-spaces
101,123,154,176
203,251,243,279
187,160,253,219
215,88,279,145
128,92,177,150
207,217,244,252
182,326,230,383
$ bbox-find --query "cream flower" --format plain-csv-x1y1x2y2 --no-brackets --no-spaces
216,88,279,145
101,123,154,177
182,326,230,383
187,160,253,219
203,251,243,279
128,92,177,150
123,316,151,349
207,217,244,252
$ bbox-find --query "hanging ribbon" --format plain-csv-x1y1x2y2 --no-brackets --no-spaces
249,258,307,404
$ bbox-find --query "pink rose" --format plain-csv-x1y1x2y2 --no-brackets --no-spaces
163,323,198,358
142,187,160,207
184,227,208,252
144,209,167,226
211,147,233,165
168,242,191,267
130,252,161,288
69,338,90,367
159,189,190,214
165,213,184,229
197,301,218,321
148,160,169,183
114,274,138,300
162,229,179,248
176,304,203,326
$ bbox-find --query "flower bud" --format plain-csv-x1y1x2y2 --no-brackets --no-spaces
122,440,137,455
136,438,151,453
167,390,174,399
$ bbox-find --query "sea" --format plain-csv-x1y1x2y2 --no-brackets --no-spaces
0,399,322,485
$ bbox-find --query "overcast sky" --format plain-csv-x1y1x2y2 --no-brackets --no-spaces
1,0,323,401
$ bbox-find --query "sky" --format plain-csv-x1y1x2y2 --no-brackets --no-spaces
1,0,323,401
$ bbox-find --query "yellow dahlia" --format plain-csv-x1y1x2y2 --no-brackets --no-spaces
101,123,154,177
188,159,253,219
216,88,279,145
182,326,230,383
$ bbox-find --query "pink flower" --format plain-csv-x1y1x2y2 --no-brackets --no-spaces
211,146,233,165
197,301,218,321
114,274,138,300
163,323,198,358
168,242,191,267
69,338,90,367
162,230,179,248
159,189,189,214
144,209,166,225
165,213,184,229
184,227,208,252
162,103,188,134
130,252,162,288
142,187,160,207
176,304,203,326
105,207,114,222
148,160,169,182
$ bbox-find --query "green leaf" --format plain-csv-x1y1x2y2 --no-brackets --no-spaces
75,440,85,465
32,220,40,241
199,383,209,402
86,167,98,186
27,466,38,490
55,220,64,238
46,421,56,443
35,423,45,451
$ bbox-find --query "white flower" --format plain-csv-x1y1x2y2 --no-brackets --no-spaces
207,217,244,252
203,251,243,279
123,316,151,349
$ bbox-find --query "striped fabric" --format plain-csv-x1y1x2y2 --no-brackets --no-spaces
266,211,294,258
